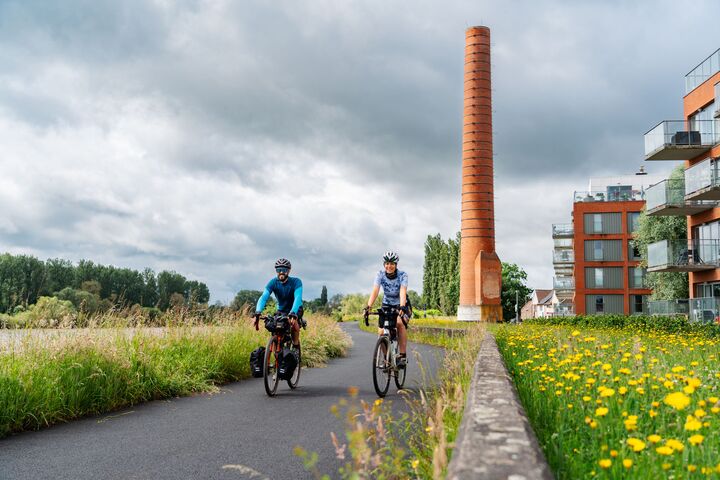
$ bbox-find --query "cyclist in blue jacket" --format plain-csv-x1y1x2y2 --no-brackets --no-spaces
365,251,410,367
253,258,304,348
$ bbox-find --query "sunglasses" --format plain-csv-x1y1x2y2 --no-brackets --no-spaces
275,268,289,274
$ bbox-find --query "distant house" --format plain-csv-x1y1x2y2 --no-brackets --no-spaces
521,289,574,320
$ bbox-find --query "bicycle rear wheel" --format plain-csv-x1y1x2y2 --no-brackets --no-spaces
263,337,280,397
372,336,391,397
287,344,301,389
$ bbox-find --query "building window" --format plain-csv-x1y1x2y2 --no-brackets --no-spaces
629,241,641,261
633,295,645,314
596,296,604,313
594,240,604,260
593,214,602,233
595,269,604,288
628,212,640,233
630,267,646,289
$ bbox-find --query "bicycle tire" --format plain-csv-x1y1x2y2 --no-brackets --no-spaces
372,336,391,397
263,336,280,397
394,350,406,390
287,344,301,389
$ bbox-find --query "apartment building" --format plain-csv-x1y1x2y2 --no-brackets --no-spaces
644,48,720,321
554,173,661,315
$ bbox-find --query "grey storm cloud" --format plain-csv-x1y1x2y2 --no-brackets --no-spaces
0,0,719,300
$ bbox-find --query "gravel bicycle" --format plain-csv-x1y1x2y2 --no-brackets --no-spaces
365,306,407,397
260,313,305,397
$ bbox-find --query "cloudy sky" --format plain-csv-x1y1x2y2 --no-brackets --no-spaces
0,0,717,303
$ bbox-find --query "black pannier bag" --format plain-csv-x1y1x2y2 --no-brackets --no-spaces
265,315,290,333
249,346,265,378
278,346,298,380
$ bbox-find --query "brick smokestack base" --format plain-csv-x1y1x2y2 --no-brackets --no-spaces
457,26,502,322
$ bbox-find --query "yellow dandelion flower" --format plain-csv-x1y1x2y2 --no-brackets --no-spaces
662,463,672,470
689,434,704,445
694,408,706,418
684,417,702,431
583,396,591,402
596,407,609,417
571,330,581,336
590,421,597,428
649,409,657,418
709,396,719,404
684,385,696,394
664,392,691,410
656,446,674,455
623,459,633,468
610,450,618,458
663,380,674,388
411,459,419,469
647,434,662,444
619,387,628,395
665,439,684,452
598,459,612,469
688,465,697,473
601,388,616,398
712,407,720,414
627,438,646,452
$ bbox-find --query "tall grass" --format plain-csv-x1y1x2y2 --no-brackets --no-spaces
0,313,351,438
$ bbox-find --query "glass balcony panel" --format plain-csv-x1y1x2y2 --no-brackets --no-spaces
553,250,574,263
648,239,720,272
644,120,719,160
685,160,711,195
552,223,574,237
690,297,720,323
574,189,644,203
553,278,575,290
686,48,720,94
648,299,689,316
647,176,718,214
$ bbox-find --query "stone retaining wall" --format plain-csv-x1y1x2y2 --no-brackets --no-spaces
446,332,553,480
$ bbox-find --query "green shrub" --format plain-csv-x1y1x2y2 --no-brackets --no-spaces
525,314,720,337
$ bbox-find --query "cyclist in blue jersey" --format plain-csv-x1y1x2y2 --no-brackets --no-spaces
365,251,410,367
253,258,304,348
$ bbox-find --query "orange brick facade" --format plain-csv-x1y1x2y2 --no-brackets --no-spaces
684,71,720,296
573,201,652,314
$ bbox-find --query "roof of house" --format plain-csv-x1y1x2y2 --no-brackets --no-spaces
534,289,552,303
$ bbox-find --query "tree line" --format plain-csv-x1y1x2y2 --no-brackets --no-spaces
0,253,209,314
422,232,531,320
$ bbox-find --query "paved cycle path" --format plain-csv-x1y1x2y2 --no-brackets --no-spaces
0,323,444,480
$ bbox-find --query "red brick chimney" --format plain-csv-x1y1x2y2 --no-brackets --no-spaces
457,26,503,322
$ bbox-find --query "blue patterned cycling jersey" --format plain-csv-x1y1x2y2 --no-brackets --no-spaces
374,270,408,306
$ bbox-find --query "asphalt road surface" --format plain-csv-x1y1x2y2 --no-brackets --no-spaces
0,323,443,480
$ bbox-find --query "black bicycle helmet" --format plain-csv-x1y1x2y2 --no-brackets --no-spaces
382,251,399,263
274,258,292,269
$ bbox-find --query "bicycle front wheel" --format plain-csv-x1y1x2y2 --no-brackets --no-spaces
394,350,406,390
372,336,391,397
263,337,280,397
287,344,301,389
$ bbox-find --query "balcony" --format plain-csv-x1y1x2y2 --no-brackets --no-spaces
647,239,720,272
685,159,720,201
690,297,720,324
553,277,574,290
685,48,720,94
644,120,719,160
648,299,689,317
552,223,574,238
574,189,644,203
645,178,715,216
553,250,574,264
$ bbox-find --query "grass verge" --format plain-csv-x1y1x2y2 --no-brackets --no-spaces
0,314,351,438
495,322,720,478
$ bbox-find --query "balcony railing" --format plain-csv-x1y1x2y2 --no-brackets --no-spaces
648,299,689,317
685,159,720,201
648,239,720,272
685,48,720,94
550,306,575,317
553,250,574,264
574,190,645,203
644,120,719,160
552,223,574,237
690,297,720,324
645,178,716,215
553,277,574,290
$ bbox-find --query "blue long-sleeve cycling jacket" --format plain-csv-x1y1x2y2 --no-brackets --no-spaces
256,276,303,314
